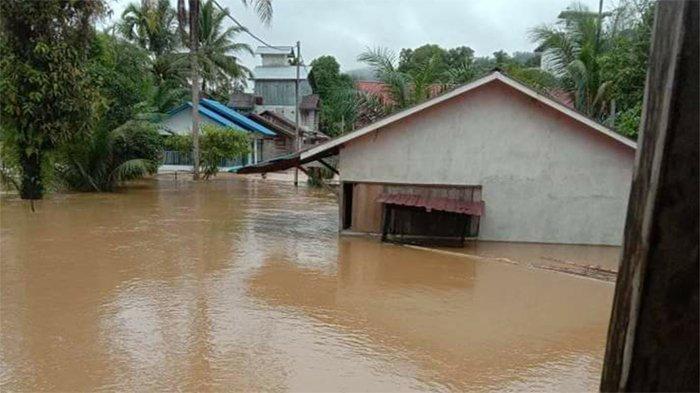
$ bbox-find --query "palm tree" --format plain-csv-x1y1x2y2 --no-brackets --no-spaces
358,47,446,111
176,0,271,180
358,47,412,110
196,0,254,93
118,0,177,57
529,3,612,118
55,121,161,192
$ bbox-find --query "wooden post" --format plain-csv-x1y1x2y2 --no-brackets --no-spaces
600,1,698,391
293,41,301,187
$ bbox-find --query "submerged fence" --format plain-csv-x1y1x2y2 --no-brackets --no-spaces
162,151,246,168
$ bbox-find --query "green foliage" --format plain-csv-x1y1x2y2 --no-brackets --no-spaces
0,0,106,199
309,56,356,136
310,56,354,99
89,33,155,131
358,47,414,109
117,0,178,57
615,102,642,137
398,44,449,81
600,0,654,136
530,0,653,138
194,0,254,93
55,121,163,192
165,124,250,179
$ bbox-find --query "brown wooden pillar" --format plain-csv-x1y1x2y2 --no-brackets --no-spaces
600,1,699,391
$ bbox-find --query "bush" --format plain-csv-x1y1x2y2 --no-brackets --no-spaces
165,124,250,179
55,121,163,191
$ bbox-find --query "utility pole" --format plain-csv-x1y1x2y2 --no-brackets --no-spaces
293,40,301,187
189,0,201,180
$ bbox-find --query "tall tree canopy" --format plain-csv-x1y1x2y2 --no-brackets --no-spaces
196,0,254,94
118,0,178,57
0,0,106,199
309,55,357,136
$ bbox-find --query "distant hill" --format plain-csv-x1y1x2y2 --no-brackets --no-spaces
345,67,379,82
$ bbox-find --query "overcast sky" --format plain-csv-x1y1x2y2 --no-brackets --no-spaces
105,0,603,72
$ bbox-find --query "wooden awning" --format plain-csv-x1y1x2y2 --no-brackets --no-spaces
376,193,484,216
236,145,340,174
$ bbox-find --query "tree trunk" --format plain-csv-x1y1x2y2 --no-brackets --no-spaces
189,0,201,180
18,143,43,200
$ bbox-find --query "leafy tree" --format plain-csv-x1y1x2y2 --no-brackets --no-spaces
600,0,654,136
309,56,353,99
446,46,475,70
196,0,254,93
358,47,416,110
309,55,355,136
176,0,272,180
529,3,612,118
398,44,449,81
89,33,155,131
55,121,163,192
165,124,250,179
118,0,178,57
0,0,106,199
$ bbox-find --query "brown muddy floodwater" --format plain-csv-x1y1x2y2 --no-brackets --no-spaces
1,177,615,392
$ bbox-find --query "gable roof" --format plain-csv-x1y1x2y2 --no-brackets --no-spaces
168,102,243,129
200,98,275,136
258,110,310,133
302,71,636,161
247,112,296,138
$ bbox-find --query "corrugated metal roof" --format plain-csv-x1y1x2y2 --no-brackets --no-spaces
255,46,294,55
168,102,242,129
247,113,295,138
252,66,308,80
376,193,485,216
200,98,276,136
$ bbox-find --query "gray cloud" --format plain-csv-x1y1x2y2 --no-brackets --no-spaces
106,0,601,71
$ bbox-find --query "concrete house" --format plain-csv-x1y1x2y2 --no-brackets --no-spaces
242,71,637,246
161,98,277,166
251,46,321,131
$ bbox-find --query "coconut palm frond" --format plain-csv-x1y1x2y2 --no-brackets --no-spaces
242,0,273,25
592,80,613,114
111,159,157,182
358,47,397,76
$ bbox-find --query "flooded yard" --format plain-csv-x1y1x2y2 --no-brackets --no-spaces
1,177,614,392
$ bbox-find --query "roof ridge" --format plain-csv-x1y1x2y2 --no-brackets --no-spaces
301,71,636,161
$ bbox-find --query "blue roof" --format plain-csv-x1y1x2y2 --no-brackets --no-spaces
200,98,276,136
168,102,243,130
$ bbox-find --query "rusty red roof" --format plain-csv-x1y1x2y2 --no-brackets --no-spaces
376,193,484,216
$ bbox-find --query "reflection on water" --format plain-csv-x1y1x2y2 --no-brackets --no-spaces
1,177,613,392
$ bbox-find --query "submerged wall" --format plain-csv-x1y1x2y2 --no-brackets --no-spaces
338,80,635,245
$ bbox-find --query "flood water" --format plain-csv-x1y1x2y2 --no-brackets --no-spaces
1,177,614,392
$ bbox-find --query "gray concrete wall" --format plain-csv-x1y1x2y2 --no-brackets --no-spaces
338,80,635,245
254,80,312,106
161,110,218,135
